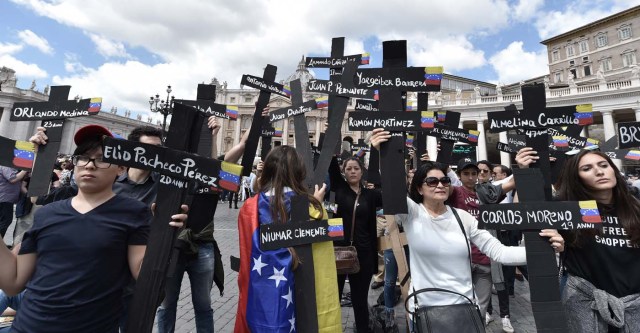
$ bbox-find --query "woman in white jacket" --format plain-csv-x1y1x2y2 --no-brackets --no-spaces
370,128,564,313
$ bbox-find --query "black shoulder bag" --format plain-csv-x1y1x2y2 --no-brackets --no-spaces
404,207,485,333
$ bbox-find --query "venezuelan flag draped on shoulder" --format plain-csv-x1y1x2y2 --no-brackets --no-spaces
235,190,341,333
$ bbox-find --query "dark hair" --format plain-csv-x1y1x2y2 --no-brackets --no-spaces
494,164,512,177
258,145,323,223
477,160,493,170
409,161,448,204
556,150,640,246
257,146,323,269
341,156,366,185
128,126,162,142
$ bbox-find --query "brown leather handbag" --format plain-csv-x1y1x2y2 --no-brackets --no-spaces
335,191,361,275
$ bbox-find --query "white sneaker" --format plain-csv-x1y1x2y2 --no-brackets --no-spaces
485,313,494,325
501,316,514,333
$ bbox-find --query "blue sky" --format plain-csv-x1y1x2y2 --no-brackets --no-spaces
1,0,639,121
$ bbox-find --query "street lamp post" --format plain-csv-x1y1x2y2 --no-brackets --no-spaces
149,85,175,138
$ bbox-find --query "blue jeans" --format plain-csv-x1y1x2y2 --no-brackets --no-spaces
156,243,215,333
0,289,23,313
0,289,24,333
383,247,409,312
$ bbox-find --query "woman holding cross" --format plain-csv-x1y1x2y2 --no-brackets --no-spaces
517,148,640,333
328,154,382,333
234,145,341,333
370,129,563,332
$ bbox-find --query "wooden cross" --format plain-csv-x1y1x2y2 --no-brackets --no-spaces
174,84,239,121
303,37,370,189
486,83,596,332
239,65,283,173
354,98,379,112
10,85,101,195
478,168,603,333
111,101,243,333
260,122,277,159
617,121,640,149
352,40,443,215
413,93,429,168
346,110,478,160
350,138,370,158
598,135,640,162
255,194,343,332
409,93,463,165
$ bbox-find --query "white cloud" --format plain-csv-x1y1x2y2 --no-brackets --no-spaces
0,42,24,55
489,41,548,84
63,53,89,73
9,0,512,112
410,36,486,72
87,33,130,59
535,1,640,40
17,29,53,54
0,54,48,79
511,0,544,22
0,42,47,79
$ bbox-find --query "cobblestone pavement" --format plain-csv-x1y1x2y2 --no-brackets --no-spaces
4,202,537,332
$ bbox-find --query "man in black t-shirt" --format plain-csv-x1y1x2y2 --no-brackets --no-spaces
0,125,186,332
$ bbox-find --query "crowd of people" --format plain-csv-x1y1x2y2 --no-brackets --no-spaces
0,114,639,333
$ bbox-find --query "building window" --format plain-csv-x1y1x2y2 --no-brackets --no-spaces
552,50,559,61
619,24,632,40
595,33,608,48
569,60,575,66
306,117,315,130
622,51,637,67
241,116,251,130
570,69,577,79
579,40,589,53
600,58,612,71
230,97,236,103
566,45,575,57
584,65,591,76
554,72,562,83
244,96,252,103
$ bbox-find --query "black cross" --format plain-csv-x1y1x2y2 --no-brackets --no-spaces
10,85,101,196
485,83,597,332
239,65,280,174
257,194,344,332
288,79,315,186
119,100,243,332
308,37,362,189
353,40,443,214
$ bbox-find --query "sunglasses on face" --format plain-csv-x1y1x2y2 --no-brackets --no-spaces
479,169,490,174
423,176,451,187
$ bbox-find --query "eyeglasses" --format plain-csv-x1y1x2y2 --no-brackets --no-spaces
479,169,490,174
423,176,451,187
71,155,112,169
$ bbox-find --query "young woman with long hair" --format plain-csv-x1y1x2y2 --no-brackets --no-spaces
234,146,341,333
517,148,640,333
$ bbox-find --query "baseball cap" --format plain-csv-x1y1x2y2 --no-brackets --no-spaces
457,157,479,172
73,124,113,145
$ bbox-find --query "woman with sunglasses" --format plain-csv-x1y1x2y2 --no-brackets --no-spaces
517,148,640,332
370,129,563,328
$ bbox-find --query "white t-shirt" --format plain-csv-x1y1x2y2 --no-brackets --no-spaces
401,198,525,311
